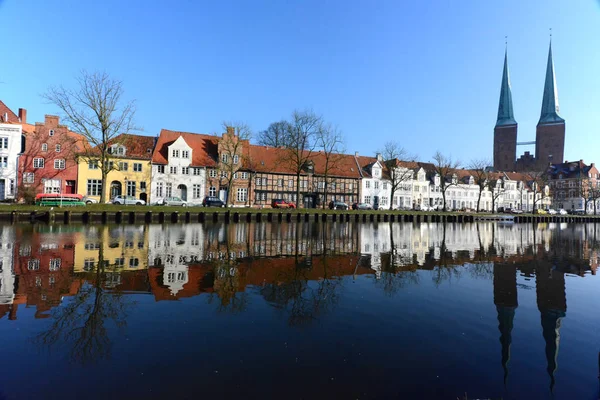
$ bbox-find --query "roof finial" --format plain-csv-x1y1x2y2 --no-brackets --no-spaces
549,28,552,42
505,36,508,51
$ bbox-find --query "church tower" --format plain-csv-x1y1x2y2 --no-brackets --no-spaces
493,49,518,171
535,42,565,165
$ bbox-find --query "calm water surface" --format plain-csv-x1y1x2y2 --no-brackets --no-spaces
0,221,599,399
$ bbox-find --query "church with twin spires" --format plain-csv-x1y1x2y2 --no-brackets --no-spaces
493,42,566,172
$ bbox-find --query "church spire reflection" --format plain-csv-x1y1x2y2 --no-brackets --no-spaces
493,263,518,385
535,262,567,392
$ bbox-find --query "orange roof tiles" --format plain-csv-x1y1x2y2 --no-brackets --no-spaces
152,129,218,167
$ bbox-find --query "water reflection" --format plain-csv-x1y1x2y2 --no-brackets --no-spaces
0,221,599,394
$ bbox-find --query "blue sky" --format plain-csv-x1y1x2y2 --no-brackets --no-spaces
1,0,599,165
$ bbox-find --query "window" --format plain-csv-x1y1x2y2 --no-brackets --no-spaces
172,149,180,158
317,181,324,189
166,183,172,197
133,163,142,172
301,180,307,188
182,150,189,158
233,172,238,179
193,168,201,176
49,129,54,136
84,258,95,271
374,181,379,189
381,196,388,206
115,258,125,267
193,184,202,198
49,258,61,271
233,155,239,164
33,158,44,168
241,172,249,179
87,179,102,196
383,182,387,190
220,171,228,178
140,182,146,192
221,154,229,163
119,162,128,171
23,172,34,183
0,137,7,149
0,157,7,168
54,159,65,169
55,144,61,152
157,165,165,174
28,259,40,271
256,177,263,186
348,183,353,191
127,181,136,196
365,181,370,189
237,188,248,202
209,186,217,197
88,160,99,169
41,143,48,151
288,179,293,188
129,258,140,268
156,182,163,197
170,166,177,174
365,195,371,204
209,169,217,178
181,167,189,175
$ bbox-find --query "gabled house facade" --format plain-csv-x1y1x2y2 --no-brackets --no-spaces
151,130,216,204
548,160,600,213
18,115,87,199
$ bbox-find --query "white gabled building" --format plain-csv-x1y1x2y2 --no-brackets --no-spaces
151,129,216,205
355,153,393,209
0,102,26,201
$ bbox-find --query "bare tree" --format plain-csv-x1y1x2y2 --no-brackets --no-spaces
278,110,323,209
217,122,252,206
316,123,345,208
486,174,505,212
44,70,137,203
468,159,491,212
379,141,416,210
257,120,291,148
432,151,461,212
528,165,552,212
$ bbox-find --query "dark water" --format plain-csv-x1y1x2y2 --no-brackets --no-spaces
0,221,599,399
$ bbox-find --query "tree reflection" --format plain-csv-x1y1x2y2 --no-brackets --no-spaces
376,221,419,296
34,244,132,365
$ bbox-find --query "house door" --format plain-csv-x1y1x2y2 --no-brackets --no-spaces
178,184,187,201
0,180,5,201
110,181,122,199
219,189,228,203
65,180,76,194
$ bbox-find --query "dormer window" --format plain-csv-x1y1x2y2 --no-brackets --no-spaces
172,149,180,158
182,150,189,159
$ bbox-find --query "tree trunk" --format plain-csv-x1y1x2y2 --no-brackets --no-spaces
296,172,301,209
441,185,447,212
323,179,328,209
227,180,233,207
476,188,482,212
389,186,396,211
100,168,108,204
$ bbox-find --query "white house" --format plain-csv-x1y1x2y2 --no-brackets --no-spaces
0,102,26,201
151,130,215,205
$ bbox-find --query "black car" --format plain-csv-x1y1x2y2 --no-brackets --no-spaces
202,196,225,207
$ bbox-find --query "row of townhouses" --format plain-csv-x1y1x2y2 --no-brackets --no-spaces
0,99,591,211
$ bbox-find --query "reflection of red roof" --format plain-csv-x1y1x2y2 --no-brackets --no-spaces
152,129,218,166
0,100,19,122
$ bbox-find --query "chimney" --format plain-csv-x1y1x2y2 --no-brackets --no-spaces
376,153,383,162
354,151,359,157
226,126,235,136
18,108,27,124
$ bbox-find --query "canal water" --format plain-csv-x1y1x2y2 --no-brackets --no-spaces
0,221,598,399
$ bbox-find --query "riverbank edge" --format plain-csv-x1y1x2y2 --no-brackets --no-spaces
0,205,595,224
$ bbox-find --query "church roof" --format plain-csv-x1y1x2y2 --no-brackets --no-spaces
496,50,517,127
539,42,564,125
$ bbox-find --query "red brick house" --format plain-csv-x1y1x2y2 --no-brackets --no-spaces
18,115,88,199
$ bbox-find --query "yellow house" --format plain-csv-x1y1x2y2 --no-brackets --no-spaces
73,225,149,274
77,133,155,203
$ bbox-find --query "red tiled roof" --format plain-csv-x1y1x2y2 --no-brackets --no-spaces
83,133,155,159
152,129,218,167
0,100,19,123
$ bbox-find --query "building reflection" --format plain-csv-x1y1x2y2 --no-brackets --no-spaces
0,221,595,376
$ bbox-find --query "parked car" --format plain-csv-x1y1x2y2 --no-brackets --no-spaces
112,195,145,205
329,201,349,210
352,202,372,210
511,209,524,214
497,207,512,214
534,208,547,215
82,196,98,205
558,208,568,215
159,196,188,207
271,199,296,209
547,208,557,215
202,196,226,207
569,208,585,215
